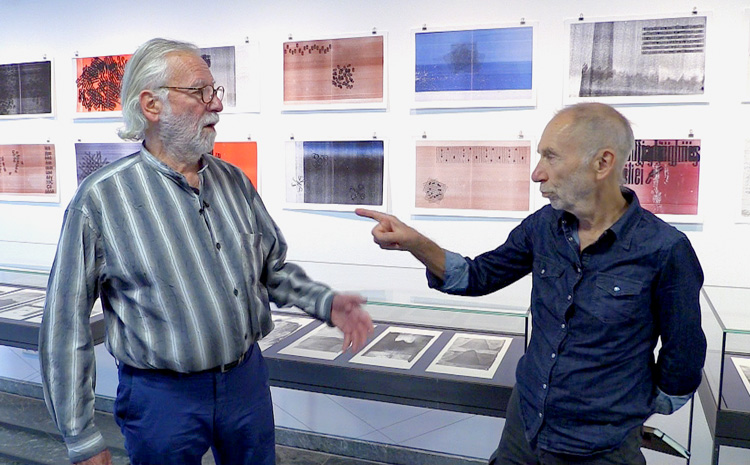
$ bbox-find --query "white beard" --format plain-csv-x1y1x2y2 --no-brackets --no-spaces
159,101,219,165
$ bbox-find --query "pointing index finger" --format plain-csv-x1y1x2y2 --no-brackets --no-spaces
355,208,387,222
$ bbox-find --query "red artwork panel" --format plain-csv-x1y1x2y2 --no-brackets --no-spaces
212,142,258,188
622,139,700,215
76,54,132,113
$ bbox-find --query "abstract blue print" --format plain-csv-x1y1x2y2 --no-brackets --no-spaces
415,26,533,93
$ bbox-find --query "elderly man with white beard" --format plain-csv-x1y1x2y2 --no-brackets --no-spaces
39,38,373,465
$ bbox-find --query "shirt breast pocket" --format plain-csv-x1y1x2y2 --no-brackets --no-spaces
591,273,646,323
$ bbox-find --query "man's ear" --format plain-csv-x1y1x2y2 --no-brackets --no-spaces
139,90,163,123
594,148,617,181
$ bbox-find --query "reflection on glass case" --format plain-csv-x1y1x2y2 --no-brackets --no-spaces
0,266,105,350
261,289,530,418
699,285,750,464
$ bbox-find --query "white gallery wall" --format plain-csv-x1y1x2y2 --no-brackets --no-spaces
1,0,749,297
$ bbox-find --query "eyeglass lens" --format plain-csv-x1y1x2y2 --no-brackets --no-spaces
201,86,225,103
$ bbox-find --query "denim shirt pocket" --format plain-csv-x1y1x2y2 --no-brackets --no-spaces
591,273,646,323
531,257,564,313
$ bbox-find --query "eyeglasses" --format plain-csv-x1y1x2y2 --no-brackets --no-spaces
160,84,225,103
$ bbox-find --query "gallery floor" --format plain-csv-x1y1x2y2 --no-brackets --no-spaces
0,343,748,464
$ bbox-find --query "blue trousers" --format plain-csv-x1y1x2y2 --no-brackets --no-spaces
114,343,275,465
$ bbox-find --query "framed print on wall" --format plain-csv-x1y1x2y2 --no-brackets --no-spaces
283,32,387,111
75,141,259,189
413,22,536,109
212,141,258,189
198,40,260,113
75,142,141,185
285,139,386,211
73,52,132,118
565,13,709,105
414,139,533,217
623,138,701,222
0,143,59,203
0,58,54,118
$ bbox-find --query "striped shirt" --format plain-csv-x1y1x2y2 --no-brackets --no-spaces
39,146,334,462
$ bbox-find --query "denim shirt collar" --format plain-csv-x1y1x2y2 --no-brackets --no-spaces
557,187,642,251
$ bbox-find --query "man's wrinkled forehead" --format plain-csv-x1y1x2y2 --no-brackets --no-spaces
165,51,214,86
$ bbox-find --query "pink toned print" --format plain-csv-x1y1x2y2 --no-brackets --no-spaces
284,36,384,104
415,141,531,211
0,144,56,195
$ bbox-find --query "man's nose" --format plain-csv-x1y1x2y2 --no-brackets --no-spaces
531,161,546,183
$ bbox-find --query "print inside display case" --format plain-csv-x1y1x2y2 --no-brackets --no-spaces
698,285,750,463
0,266,105,350
261,288,530,417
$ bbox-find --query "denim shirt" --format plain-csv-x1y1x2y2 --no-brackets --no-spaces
428,189,706,455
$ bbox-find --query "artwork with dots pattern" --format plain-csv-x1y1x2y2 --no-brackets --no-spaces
283,35,384,109
415,140,531,215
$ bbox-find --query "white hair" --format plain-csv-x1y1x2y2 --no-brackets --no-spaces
118,38,201,141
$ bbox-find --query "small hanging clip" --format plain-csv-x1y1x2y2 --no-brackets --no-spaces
290,134,295,140
692,7,698,15
422,24,427,31
520,18,526,25
518,131,524,139
688,129,694,138
288,33,293,40
245,36,250,44
422,131,427,139
372,27,377,35
578,13,584,21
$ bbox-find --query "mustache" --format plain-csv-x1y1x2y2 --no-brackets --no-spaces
202,114,220,126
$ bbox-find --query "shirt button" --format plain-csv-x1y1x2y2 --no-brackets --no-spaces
551,353,556,359
541,268,545,275
233,289,239,296
561,323,566,329
568,236,574,242
538,412,543,418
244,334,248,340
576,267,581,273
567,295,572,301
543,383,547,389
216,242,221,250
614,286,620,292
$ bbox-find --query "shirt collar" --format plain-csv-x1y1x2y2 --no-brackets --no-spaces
557,187,642,249
139,144,208,188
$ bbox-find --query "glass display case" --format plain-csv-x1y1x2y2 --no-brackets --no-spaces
0,266,105,350
698,285,750,464
262,288,530,418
